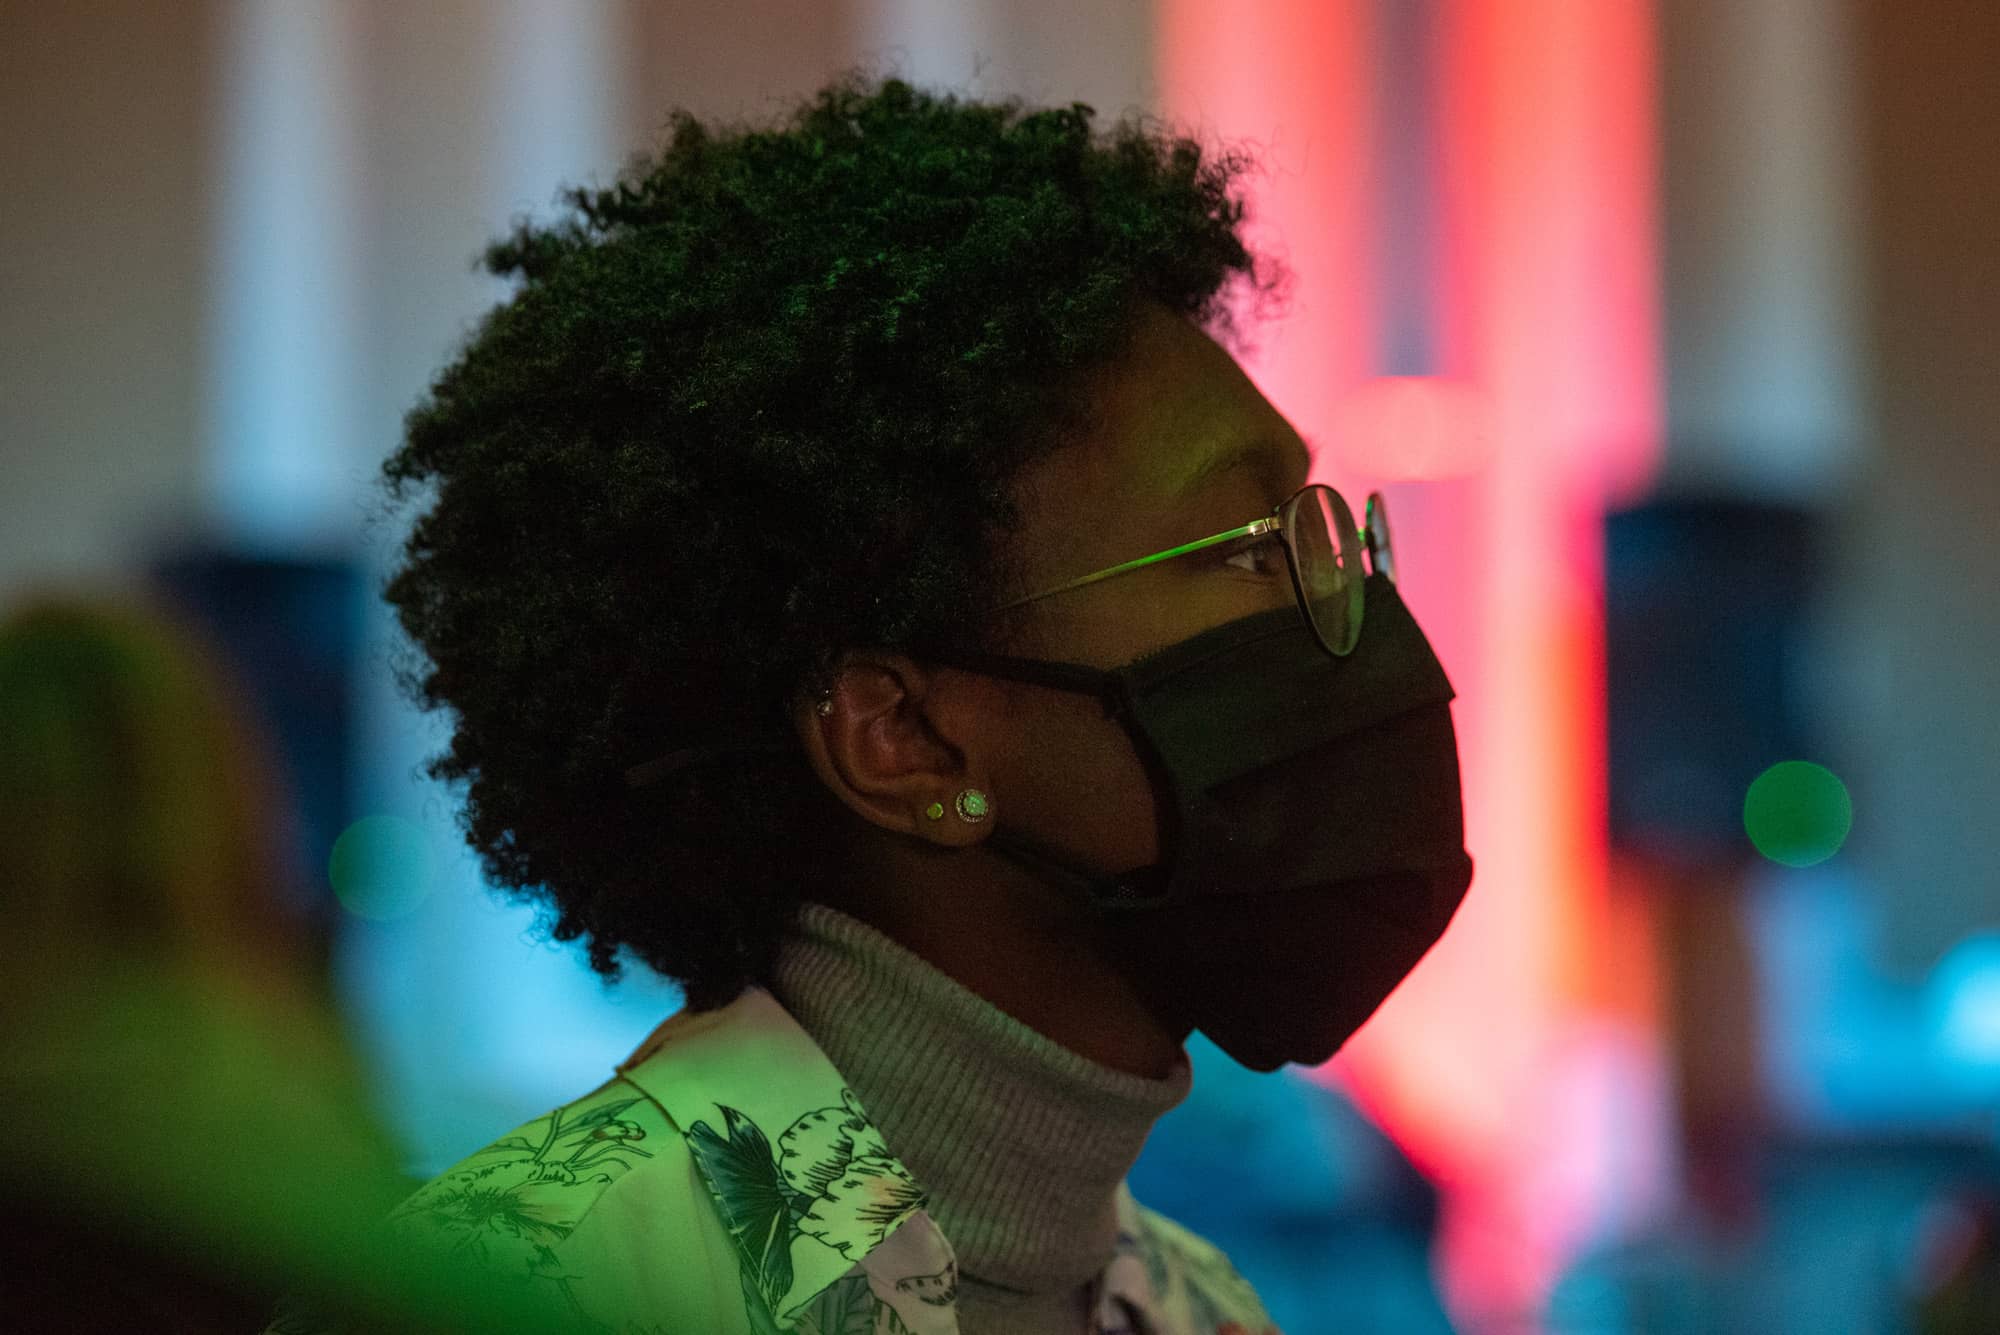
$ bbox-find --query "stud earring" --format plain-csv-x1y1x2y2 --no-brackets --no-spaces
815,693,834,717
954,788,990,823
924,801,945,822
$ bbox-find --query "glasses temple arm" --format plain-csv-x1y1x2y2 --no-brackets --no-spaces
994,518,1278,611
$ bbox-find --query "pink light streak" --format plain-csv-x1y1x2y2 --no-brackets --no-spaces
1156,1,1664,1327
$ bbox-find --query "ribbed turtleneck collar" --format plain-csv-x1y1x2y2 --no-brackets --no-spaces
766,901,1191,1325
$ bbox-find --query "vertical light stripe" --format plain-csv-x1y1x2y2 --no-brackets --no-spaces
488,0,624,224
205,0,365,550
1374,0,1438,377
1662,0,1864,500
1161,0,1666,1326
846,0,1154,114
1421,0,1664,1322
1153,0,1376,488
852,0,1011,91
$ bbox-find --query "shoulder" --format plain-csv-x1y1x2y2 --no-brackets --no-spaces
381,986,945,1334
388,1074,666,1251
380,1074,743,1333
271,986,947,1334
1111,1191,1282,1335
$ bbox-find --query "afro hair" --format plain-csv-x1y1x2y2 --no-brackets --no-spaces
379,68,1287,1010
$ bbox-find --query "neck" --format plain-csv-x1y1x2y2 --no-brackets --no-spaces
822,827,1192,1079
767,900,1193,1295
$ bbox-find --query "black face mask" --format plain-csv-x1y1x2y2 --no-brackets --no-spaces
624,575,1473,1049
921,571,1473,979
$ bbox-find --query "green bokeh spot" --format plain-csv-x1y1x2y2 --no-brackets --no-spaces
1743,761,1852,867
330,814,434,921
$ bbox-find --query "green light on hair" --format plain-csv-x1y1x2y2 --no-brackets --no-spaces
330,814,434,921
1743,761,1852,867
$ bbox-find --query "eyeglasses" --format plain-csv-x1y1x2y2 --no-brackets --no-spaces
995,484,1396,658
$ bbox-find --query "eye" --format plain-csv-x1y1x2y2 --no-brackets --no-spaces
1219,533,1286,577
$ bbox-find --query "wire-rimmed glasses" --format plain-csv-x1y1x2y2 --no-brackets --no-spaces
994,484,1396,658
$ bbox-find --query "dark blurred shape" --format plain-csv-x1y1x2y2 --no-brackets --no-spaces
1604,496,1822,865
1582,499,2000,1331
1917,1187,2000,1335
1605,496,1828,1245
148,545,367,978
0,592,567,1333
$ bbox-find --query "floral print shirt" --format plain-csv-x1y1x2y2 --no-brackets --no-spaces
312,985,1280,1334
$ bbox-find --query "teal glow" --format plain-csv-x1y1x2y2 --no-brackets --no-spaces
1932,934,2000,1065
330,814,434,921
1743,761,1853,867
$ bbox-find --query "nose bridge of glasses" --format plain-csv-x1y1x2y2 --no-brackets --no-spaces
1301,483,1391,572
1361,489,1393,579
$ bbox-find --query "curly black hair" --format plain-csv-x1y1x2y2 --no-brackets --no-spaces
380,68,1287,1011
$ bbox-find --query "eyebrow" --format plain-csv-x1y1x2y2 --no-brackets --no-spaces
1172,431,1316,500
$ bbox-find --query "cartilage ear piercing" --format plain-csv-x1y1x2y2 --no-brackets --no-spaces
954,788,990,823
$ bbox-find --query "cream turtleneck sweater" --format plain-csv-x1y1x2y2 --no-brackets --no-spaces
766,901,1193,1335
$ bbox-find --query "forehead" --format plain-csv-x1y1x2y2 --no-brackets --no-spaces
1010,302,1308,557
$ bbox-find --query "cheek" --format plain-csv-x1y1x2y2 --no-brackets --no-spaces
1003,698,1161,870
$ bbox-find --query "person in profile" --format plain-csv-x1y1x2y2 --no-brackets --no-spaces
336,68,1473,1334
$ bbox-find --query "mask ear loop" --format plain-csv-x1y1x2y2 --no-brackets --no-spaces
913,645,1187,912
984,824,1174,912
912,643,1126,716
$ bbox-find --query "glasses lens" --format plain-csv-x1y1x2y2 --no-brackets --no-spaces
1365,491,1396,584
1283,485,1365,655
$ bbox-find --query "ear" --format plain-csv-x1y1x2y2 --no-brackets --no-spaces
790,653,999,847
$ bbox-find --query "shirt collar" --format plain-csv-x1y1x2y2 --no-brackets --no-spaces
613,984,959,1326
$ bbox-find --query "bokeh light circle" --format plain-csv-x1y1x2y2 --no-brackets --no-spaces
329,814,435,921
1743,761,1853,867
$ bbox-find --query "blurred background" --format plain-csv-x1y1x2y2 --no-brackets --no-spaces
3,1,1996,1331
